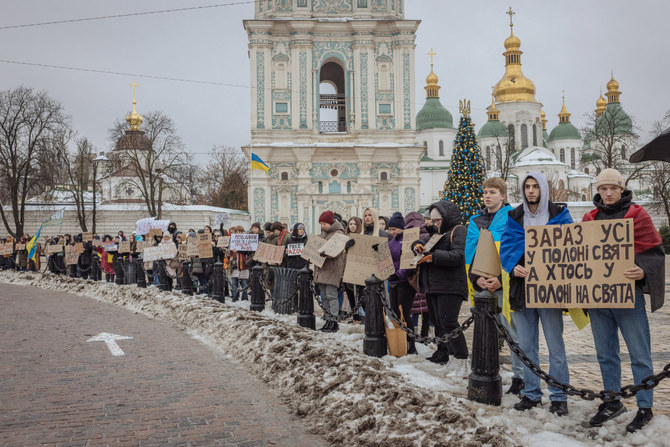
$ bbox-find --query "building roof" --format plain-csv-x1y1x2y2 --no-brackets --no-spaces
478,119,508,139
548,122,581,142
416,97,453,130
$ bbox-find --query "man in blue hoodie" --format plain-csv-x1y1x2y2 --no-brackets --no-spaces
500,172,573,416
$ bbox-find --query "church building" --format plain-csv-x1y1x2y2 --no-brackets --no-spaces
242,0,423,232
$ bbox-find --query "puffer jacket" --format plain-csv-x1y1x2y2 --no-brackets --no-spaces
417,200,467,298
313,220,346,287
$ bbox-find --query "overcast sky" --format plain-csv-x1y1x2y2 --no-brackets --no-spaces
2,0,668,165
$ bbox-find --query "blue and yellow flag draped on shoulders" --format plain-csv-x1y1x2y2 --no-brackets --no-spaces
251,153,269,173
465,205,513,311
499,207,589,330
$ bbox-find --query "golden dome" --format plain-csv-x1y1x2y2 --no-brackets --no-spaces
487,91,500,121
595,92,607,118
126,81,143,131
426,70,438,86
606,73,621,104
493,11,536,103
607,75,619,92
558,92,571,123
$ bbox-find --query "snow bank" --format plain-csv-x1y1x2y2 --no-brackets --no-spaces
2,271,669,447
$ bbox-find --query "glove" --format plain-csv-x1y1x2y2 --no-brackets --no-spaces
417,254,433,265
345,239,355,250
388,273,399,282
371,243,379,251
426,224,438,235
412,241,425,255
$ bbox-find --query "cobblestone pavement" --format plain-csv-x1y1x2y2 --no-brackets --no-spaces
0,284,326,447
460,261,670,415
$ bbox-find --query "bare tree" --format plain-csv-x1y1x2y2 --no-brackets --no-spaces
0,87,70,238
52,133,94,232
107,111,189,219
643,111,670,225
197,145,248,210
490,132,515,182
581,110,646,187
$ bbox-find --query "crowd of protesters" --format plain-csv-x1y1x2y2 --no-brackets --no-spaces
0,168,665,433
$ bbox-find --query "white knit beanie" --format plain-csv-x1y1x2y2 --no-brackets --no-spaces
595,168,624,190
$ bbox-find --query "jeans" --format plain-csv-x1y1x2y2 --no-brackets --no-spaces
515,306,569,402
589,288,653,408
495,290,524,380
319,283,339,322
231,277,249,301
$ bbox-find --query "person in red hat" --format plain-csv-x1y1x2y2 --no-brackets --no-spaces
313,210,346,332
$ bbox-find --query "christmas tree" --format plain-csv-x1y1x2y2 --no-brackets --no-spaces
442,100,486,225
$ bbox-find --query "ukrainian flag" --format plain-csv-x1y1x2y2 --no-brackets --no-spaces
27,225,42,262
251,153,270,173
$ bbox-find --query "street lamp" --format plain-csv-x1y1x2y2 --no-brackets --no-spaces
92,153,109,234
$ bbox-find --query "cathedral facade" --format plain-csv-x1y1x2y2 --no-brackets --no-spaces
242,0,423,232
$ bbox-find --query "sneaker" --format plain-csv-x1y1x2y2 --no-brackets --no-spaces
506,378,525,396
549,401,569,417
513,396,542,411
446,358,469,377
589,401,627,427
626,408,653,433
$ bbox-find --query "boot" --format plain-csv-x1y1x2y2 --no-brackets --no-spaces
407,339,417,355
506,378,525,396
626,408,653,433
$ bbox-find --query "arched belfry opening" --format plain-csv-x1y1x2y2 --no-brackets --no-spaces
319,61,346,133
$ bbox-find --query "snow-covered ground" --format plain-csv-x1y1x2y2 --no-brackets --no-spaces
2,270,668,446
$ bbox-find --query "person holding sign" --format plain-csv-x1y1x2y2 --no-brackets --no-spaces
500,172,574,416
387,212,417,355
412,200,469,376
286,223,309,270
465,178,523,396
582,169,665,432
313,211,346,333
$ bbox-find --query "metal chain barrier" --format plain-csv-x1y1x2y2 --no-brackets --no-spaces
374,288,474,345
487,309,670,402
309,280,362,322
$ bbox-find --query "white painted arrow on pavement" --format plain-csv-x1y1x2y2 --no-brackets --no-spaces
86,332,133,356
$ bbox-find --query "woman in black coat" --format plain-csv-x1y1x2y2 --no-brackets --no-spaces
286,223,308,270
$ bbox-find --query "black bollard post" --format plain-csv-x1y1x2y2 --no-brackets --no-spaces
69,264,77,278
90,252,100,281
297,266,316,330
363,274,387,357
114,255,124,285
181,260,193,296
249,264,265,312
467,290,502,406
211,261,224,303
135,258,147,288
157,260,169,291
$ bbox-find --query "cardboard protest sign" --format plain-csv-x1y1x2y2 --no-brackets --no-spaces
197,244,213,259
342,233,387,286
46,244,63,254
74,242,84,254
525,219,635,309
373,241,396,281
15,243,26,250
118,241,131,253
65,246,79,265
409,233,444,267
319,233,349,258
287,243,304,257
300,235,328,268
177,244,188,260
254,242,285,264
197,233,211,246
230,234,259,251
217,236,230,248
92,239,102,247
186,238,198,256
143,244,177,262
0,244,13,255
82,232,93,242
399,227,421,269
136,241,145,253
214,212,229,226
470,229,501,279
148,228,163,240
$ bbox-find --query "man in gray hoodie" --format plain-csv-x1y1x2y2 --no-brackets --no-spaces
500,172,574,416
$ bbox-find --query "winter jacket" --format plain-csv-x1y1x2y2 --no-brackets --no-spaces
583,189,665,312
286,229,309,270
417,200,467,298
313,220,346,287
404,212,430,239
388,232,408,285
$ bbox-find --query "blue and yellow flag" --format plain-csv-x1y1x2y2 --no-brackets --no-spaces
251,153,270,173
26,225,42,262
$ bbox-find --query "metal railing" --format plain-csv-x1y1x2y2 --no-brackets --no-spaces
320,120,347,133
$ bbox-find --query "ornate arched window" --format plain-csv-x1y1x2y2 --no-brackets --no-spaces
508,124,515,151
570,148,576,169
521,124,528,149
560,148,565,163
439,140,444,157
485,146,491,170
